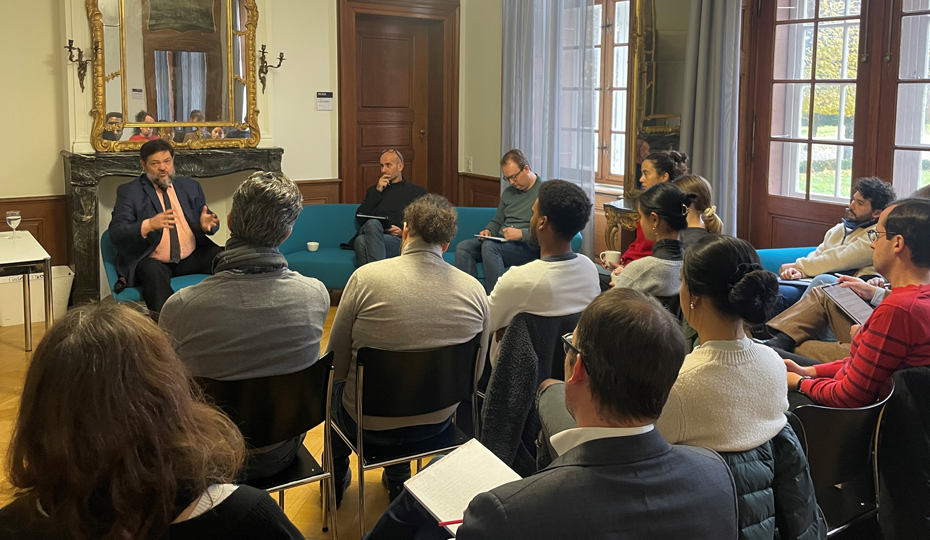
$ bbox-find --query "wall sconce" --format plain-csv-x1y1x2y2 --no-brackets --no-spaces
64,39,97,92
258,44,285,94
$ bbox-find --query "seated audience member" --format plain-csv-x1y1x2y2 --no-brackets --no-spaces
785,198,930,408
672,174,723,248
364,288,739,540
763,275,889,362
776,177,896,304
159,171,329,481
0,303,302,540
617,150,689,266
351,149,427,265
327,194,490,502
128,110,159,141
612,183,693,297
455,149,542,294
182,110,209,142
102,111,123,141
210,126,226,140
108,140,223,312
487,180,600,366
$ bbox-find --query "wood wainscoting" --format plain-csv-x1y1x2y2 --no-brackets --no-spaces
296,179,342,205
0,195,69,266
458,173,501,207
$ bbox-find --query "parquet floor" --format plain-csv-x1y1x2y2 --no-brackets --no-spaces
0,308,393,540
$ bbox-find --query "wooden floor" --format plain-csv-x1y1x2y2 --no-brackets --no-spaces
0,308,393,540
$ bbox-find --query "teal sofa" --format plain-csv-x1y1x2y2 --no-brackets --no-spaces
101,230,210,303
756,246,817,274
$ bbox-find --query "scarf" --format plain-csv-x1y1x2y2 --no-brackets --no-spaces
213,237,287,274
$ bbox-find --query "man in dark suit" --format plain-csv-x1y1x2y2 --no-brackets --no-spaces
108,139,222,312
364,288,739,540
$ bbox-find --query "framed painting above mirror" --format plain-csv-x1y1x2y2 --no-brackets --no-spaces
87,0,261,152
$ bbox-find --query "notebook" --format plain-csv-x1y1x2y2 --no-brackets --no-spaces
403,439,520,536
821,283,875,325
474,234,508,242
356,214,390,228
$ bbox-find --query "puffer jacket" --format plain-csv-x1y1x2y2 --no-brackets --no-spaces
719,421,826,540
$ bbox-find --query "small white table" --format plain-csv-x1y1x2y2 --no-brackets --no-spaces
0,231,53,351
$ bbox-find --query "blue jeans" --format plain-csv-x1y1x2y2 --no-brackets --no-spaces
454,238,540,294
355,219,402,266
330,381,453,488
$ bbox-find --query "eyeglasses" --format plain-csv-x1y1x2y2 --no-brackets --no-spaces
381,148,404,164
867,229,899,242
503,170,521,183
561,332,581,357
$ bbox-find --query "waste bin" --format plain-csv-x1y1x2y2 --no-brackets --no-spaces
0,265,74,326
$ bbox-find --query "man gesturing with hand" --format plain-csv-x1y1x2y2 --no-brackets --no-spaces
109,139,223,313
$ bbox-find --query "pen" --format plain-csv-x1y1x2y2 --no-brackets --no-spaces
438,519,464,527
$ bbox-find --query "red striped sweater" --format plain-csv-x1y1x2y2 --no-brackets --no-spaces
801,284,930,408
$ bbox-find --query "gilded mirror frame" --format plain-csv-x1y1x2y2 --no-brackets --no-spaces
86,0,261,152
624,0,682,197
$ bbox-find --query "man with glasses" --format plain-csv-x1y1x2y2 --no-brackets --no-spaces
455,149,543,294
350,149,427,265
781,198,930,408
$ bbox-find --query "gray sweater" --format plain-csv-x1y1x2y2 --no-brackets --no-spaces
159,268,330,380
486,177,542,242
326,238,490,431
613,257,683,297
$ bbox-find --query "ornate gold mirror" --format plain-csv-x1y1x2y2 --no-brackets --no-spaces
87,0,260,152
624,0,688,196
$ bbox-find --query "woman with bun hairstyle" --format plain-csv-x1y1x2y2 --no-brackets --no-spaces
0,303,303,540
617,150,689,266
612,182,693,297
656,235,788,451
672,174,724,249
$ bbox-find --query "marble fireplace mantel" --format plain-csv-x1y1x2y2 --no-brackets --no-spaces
62,147,284,305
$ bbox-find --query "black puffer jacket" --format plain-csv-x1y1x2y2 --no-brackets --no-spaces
719,422,826,540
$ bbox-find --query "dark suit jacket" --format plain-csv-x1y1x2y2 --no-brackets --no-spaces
108,174,219,286
457,430,738,540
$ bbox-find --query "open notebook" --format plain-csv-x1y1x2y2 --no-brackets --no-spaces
403,439,520,536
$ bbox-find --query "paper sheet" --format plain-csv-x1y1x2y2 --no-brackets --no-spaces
474,234,508,242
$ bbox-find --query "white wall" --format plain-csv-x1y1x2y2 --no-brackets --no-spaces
460,0,503,177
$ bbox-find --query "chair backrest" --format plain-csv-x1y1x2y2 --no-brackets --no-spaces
100,231,120,290
655,294,682,320
195,352,334,449
356,334,482,418
790,383,894,491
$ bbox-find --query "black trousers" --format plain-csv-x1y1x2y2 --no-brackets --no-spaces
134,244,223,312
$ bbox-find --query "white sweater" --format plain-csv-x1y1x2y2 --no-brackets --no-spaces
656,338,789,452
795,222,876,277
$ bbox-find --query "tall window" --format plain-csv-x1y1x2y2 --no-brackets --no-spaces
891,1,930,194
590,0,631,186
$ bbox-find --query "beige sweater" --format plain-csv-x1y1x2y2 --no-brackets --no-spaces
795,222,876,277
326,238,490,431
656,338,788,452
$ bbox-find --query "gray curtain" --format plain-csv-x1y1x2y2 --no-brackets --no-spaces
174,52,207,123
679,0,741,236
502,0,597,256
154,51,172,121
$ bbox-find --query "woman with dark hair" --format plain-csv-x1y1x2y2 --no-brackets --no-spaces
618,150,689,266
0,303,302,540
657,234,788,449
129,110,159,141
612,182,693,297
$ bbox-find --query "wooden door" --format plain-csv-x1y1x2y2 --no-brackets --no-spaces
350,15,430,202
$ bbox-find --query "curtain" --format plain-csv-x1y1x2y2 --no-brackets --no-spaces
679,0,741,236
174,52,207,123
154,51,171,120
502,0,597,256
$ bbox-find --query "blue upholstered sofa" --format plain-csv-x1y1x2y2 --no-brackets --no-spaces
756,246,818,274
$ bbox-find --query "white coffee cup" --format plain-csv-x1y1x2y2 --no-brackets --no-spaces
600,250,622,266
307,242,320,252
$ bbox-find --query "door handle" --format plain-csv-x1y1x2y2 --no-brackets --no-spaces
419,129,425,141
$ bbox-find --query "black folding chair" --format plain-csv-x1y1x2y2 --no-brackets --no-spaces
788,383,894,537
195,352,337,535
332,334,482,537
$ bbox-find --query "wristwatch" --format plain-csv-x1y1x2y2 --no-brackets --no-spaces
796,376,812,394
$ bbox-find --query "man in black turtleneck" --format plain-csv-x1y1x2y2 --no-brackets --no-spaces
352,149,428,265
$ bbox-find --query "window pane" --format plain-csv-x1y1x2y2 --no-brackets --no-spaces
563,49,580,87
561,91,578,128
774,23,814,80
594,89,600,131
592,47,601,87
893,149,930,195
894,83,930,147
812,84,855,140
615,0,630,45
610,133,626,176
899,15,930,80
768,141,809,198
613,45,628,87
612,89,627,131
771,83,811,138
810,144,852,200
592,5,602,47
563,6,581,47
815,21,858,80
776,0,816,21
819,0,861,18
904,0,930,13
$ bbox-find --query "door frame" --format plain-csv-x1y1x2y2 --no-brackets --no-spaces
338,0,461,204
